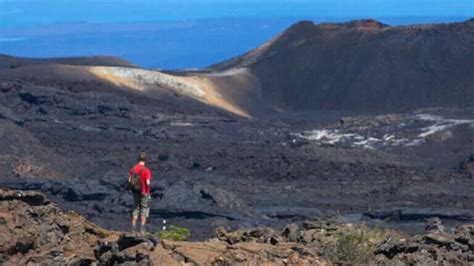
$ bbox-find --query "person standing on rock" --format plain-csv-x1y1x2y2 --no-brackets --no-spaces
128,152,152,234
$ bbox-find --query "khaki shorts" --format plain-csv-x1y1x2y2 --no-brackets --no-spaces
132,193,151,218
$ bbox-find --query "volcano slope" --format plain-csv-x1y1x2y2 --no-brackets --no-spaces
210,18,474,113
0,19,473,241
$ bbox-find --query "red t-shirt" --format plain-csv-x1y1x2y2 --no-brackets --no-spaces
129,164,152,195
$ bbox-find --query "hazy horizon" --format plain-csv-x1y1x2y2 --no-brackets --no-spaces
1,0,472,69
1,0,472,27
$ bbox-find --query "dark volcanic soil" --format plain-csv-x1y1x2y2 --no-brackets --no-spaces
0,78,473,240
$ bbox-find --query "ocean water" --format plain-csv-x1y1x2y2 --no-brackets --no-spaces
0,17,469,70
0,18,297,70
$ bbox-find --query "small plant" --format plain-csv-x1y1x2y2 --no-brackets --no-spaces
322,224,388,264
157,225,191,241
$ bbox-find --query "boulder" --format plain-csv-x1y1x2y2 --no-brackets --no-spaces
425,217,447,233
282,223,300,242
215,226,283,245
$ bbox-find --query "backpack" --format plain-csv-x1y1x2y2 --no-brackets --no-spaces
130,167,144,193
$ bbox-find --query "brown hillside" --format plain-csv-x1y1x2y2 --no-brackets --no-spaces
211,19,474,113
1,19,472,117
0,62,258,117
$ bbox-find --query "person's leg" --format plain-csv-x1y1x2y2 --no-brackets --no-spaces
132,193,141,232
140,194,150,233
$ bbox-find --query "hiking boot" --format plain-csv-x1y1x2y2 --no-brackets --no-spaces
140,226,146,235
131,225,137,235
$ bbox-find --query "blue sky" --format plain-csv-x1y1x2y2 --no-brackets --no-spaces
1,0,473,27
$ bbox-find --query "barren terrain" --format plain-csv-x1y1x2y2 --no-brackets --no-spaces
0,19,473,244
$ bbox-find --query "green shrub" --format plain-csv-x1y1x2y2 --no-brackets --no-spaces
322,224,388,264
156,225,191,241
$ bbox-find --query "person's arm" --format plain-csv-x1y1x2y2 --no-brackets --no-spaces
146,169,151,186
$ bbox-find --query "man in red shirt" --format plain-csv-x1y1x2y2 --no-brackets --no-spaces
128,152,152,233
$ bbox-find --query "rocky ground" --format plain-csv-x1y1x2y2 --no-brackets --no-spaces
0,77,473,241
2,188,474,265
1,18,473,265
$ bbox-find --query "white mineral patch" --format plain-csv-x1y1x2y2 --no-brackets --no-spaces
204,67,249,77
416,114,474,138
93,67,205,98
79,125,101,132
296,130,360,145
353,137,381,149
170,122,193,127
295,113,474,150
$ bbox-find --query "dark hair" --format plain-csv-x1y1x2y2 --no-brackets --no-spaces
138,151,147,162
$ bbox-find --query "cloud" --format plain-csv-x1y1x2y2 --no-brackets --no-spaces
0,8,24,16
0,37,28,42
